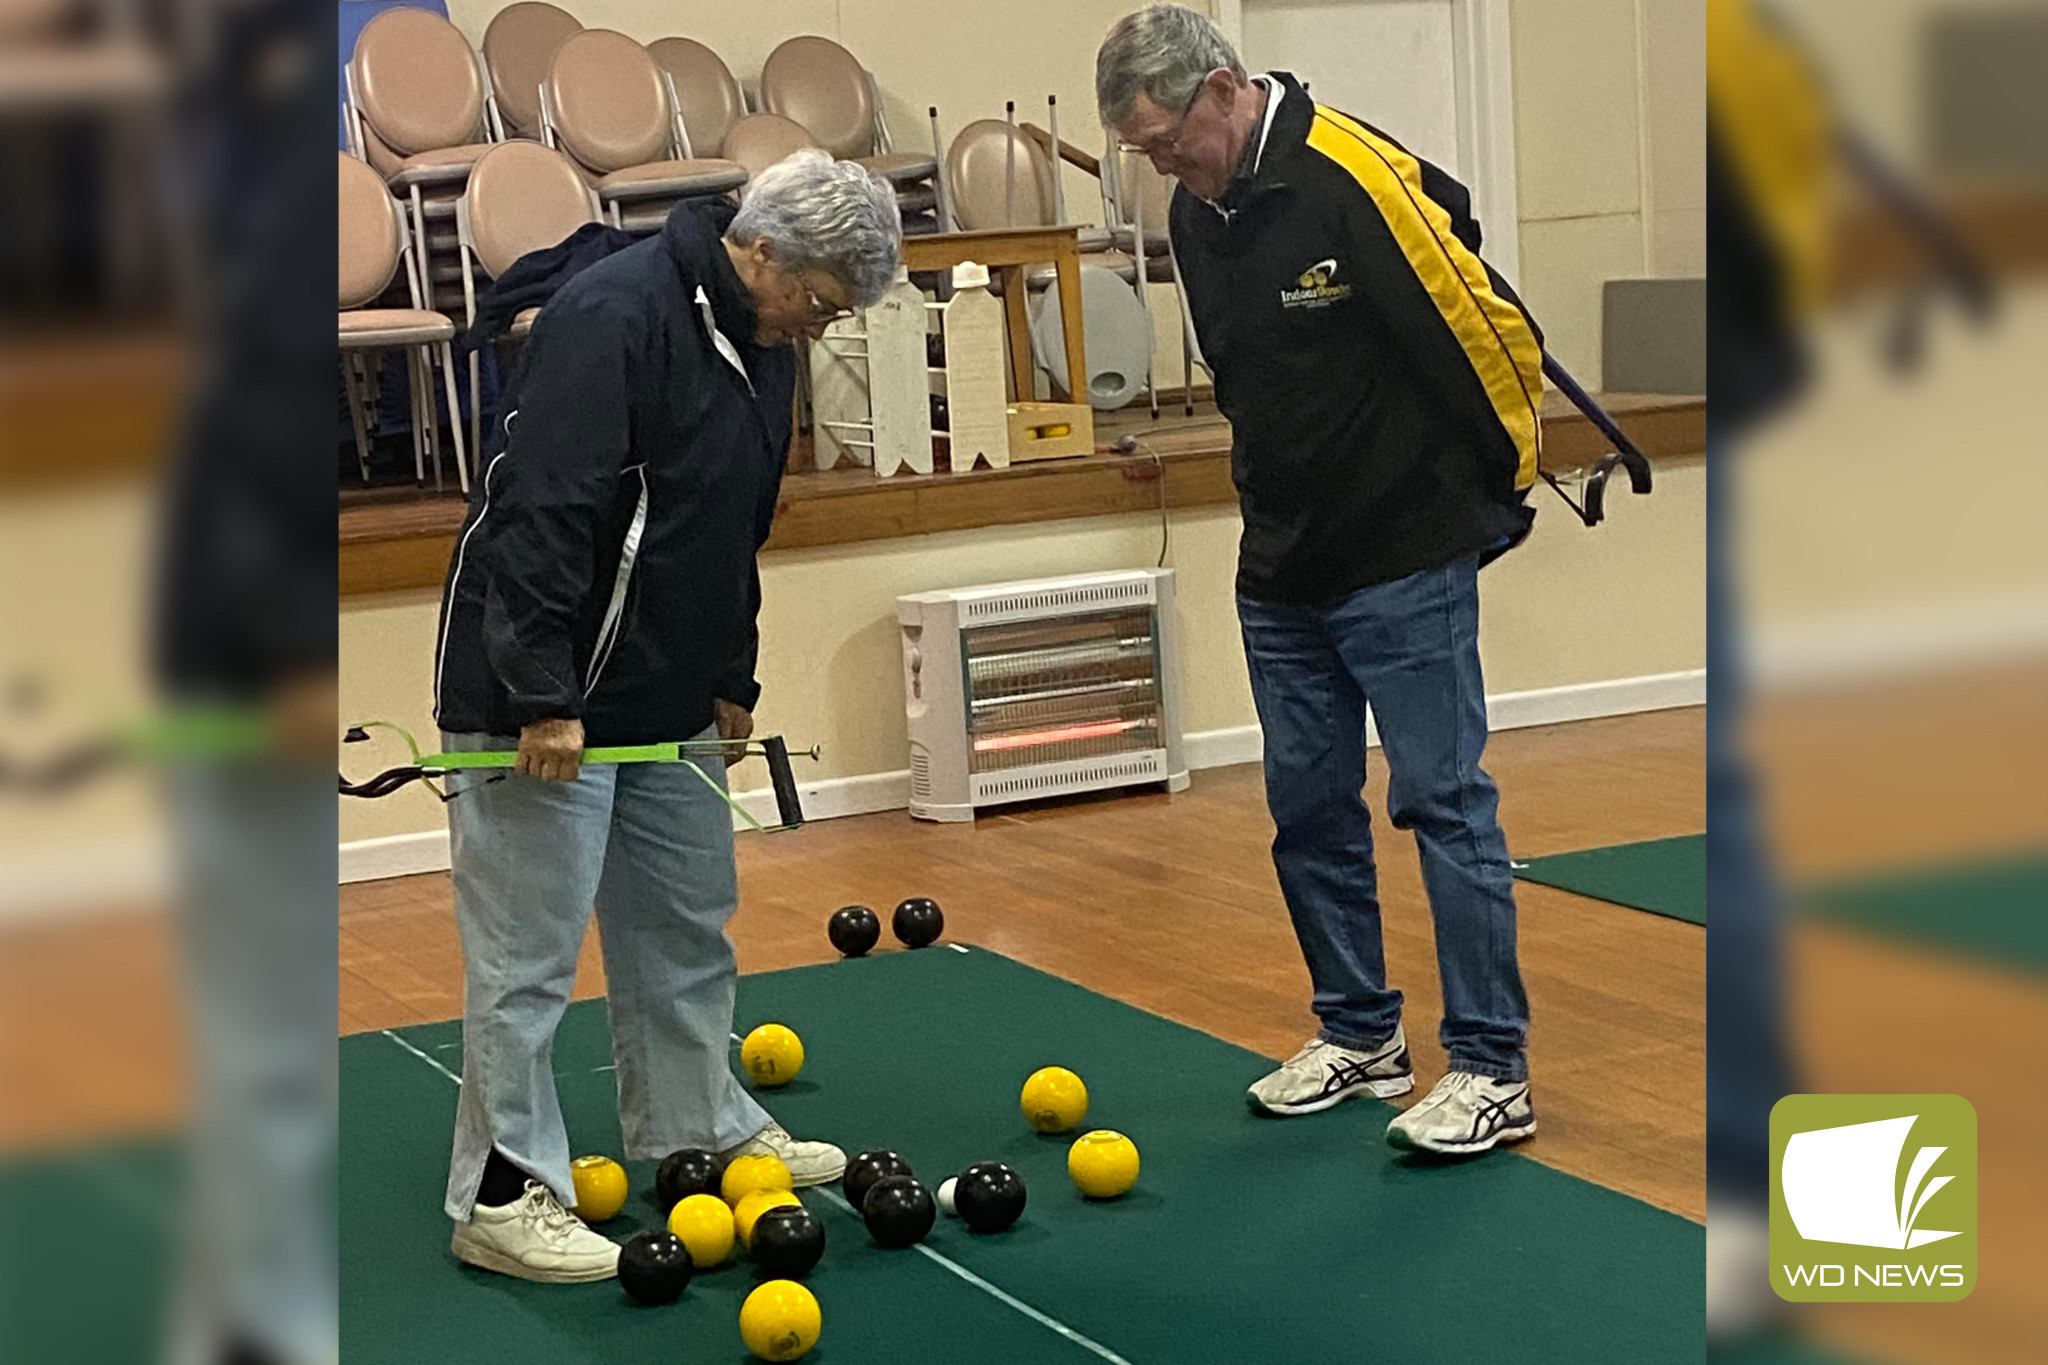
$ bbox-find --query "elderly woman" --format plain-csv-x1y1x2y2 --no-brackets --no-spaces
431,151,902,1283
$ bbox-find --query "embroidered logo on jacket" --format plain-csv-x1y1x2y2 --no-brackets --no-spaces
1281,257,1352,309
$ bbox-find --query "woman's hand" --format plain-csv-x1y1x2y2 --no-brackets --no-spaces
516,717,585,782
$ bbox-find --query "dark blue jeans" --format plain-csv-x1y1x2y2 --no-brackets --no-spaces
1239,556,1529,1081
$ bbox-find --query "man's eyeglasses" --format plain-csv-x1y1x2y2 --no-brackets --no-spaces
1117,80,1209,166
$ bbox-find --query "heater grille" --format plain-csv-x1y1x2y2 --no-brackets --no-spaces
958,576,1159,627
971,752,1168,802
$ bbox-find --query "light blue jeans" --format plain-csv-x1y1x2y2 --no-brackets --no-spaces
440,727,770,1219
1238,556,1530,1081
170,761,336,1365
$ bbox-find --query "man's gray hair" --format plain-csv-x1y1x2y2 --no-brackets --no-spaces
728,149,903,307
1095,4,1246,128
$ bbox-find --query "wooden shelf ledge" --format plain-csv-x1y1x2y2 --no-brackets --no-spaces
339,392,1703,597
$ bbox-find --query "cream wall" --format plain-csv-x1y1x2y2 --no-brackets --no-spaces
0,485,166,913
1770,0,2013,169
1511,0,1704,387
1737,286,2048,654
339,465,1706,845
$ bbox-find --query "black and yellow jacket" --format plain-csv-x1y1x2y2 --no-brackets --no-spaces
1171,72,1545,605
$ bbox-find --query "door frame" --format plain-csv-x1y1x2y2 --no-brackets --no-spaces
1217,0,1522,285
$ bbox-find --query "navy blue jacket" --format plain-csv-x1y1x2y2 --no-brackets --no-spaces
433,202,794,744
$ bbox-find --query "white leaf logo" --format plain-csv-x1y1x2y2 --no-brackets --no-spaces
1782,1115,1960,1250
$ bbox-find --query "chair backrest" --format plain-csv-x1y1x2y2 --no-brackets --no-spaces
482,1,582,140
349,7,486,157
759,35,874,159
946,119,1058,231
648,37,746,158
1111,147,1172,230
358,120,404,179
545,30,672,174
462,141,596,279
720,113,819,181
339,153,403,308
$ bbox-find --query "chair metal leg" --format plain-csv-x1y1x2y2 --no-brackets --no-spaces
409,185,435,311
421,345,445,493
1145,280,1160,422
468,350,481,468
1173,275,1196,416
341,353,372,482
422,349,440,486
404,348,427,484
359,351,385,452
439,341,471,495
1165,229,1201,417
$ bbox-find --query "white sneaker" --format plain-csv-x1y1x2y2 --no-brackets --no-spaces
721,1121,847,1187
1385,1071,1536,1154
1247,1028,1414,1116
450,1181,620,1283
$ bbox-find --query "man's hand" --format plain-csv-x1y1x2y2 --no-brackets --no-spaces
714,698,753,767
517,717,584,782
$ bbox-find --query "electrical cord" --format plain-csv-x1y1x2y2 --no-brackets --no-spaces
1109,434,1168,567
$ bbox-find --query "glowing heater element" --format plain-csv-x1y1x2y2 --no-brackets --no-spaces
973,719,1144,753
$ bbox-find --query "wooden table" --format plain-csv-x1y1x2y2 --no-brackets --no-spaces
902,225,1087,403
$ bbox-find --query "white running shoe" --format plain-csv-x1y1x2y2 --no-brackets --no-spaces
721,1121,848,1187
450,1181,620,1283
1247,1028,1415,1116
1384,1071,1536,1154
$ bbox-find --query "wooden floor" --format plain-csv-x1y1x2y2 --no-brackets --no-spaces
1751,662,2048,1365
12,665,2044,1361
340,707,1708,1222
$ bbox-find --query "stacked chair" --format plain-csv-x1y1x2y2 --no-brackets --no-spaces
338,152,470,492
453,140,601,455
539,29,747,230
720,113,821,180
941,118,1201,414
480,1,583,141
339,6,1209,477
345,7,498,311
760,36,940,233
648,37,749,159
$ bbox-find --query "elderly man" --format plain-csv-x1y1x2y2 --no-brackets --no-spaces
430,151,902,1281
1098,7,1544,1154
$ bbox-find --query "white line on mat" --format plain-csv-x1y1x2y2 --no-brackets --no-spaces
380,990,1133,1362
382,1029,462,1086
813,1187,1136,1365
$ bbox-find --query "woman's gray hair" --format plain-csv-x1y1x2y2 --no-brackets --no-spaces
728,148,903,307
1095,4,1246,128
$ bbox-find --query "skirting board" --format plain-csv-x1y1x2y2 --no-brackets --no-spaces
338,668,1704,884
0,835,172,926
1748,593,2048,691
